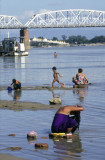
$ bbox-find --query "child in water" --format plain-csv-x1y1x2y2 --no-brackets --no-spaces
51,105,84,134
54,52,57,58
52,66,65,87
9,79,21,90
72,68,88,85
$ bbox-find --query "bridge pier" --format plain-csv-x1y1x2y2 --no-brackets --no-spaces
20,29,30,50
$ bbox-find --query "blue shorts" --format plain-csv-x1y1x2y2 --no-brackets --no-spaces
51,113,78,133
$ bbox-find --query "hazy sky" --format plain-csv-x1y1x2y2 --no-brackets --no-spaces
1,0,105,21
1,0,105,40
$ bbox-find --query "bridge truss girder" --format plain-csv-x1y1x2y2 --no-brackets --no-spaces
25,9,105,28
0,15,23,29
0,9,105,29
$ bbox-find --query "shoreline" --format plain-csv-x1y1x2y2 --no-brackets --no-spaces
0,154,28,160
30,42,105,48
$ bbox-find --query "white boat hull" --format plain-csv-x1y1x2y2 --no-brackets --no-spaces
2,51,29,56
14,51,29,56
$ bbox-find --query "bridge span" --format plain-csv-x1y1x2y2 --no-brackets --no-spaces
25,9,105,28
1,9,105,29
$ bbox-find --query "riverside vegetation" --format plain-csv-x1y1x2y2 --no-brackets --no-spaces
30,35,105,47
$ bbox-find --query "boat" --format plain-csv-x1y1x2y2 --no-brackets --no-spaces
0,37,29,56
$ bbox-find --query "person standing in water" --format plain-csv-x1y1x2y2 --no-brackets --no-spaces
52,66,65,88
54,52,57,58
51,105,84,134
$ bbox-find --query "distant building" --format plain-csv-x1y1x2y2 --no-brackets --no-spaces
31,36,69,46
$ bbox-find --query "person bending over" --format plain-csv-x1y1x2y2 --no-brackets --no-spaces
72,68,88,85
52,66,65,87
51,105,84,134
10,79,21,90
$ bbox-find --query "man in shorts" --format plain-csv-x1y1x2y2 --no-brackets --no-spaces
51,105,84,134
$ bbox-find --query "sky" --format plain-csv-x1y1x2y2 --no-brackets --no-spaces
1,0,105,21
1,0,105,40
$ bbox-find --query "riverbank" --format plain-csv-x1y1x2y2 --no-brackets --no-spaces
70,42,105,47
30,42,105,48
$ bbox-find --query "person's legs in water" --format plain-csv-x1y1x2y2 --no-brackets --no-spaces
72,77,80,85
70,111,80,134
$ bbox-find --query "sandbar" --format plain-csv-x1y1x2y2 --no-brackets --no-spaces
0,154,28,160
0,100,62,111
0,84,92,111
0,83,93,91
0,85,73,91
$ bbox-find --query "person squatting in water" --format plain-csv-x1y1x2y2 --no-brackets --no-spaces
51,105,84,134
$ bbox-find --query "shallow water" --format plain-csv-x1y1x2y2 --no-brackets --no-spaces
0,46,105,159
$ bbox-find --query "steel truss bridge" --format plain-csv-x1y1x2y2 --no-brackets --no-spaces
1,9,105,29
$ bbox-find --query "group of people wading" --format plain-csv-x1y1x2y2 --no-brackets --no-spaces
8,66,88,136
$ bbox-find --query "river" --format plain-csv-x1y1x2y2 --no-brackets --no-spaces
0,45,105,160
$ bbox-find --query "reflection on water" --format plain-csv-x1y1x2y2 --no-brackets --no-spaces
0,55,28,86
51,89,66,98
2,56,27,69
8,90,22,101
73,88,88,102
27,138,37,145
53,134,83,158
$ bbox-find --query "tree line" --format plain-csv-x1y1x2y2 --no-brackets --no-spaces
31,35,105,46
57,35,105,44
38,35,105,44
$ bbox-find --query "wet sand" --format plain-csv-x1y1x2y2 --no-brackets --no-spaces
0,100,62,111
0,85,72,110
0,154,28,160
0,83,93,91
0,84,92,111
0,85,73,91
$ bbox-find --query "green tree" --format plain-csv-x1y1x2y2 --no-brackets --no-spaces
38,36,44,39
62,35,67,41
52,37,58,41
90,36,105,43
66,35,88,44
